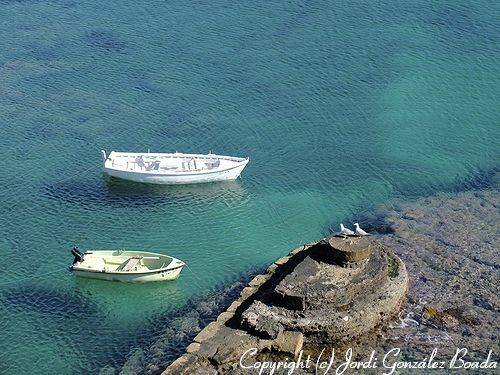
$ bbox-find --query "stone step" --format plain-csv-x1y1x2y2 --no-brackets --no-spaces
271,244,389,311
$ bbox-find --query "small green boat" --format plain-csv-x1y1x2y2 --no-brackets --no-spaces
70,247,185,282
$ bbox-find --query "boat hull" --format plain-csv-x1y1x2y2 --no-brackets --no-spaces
103,162,247,185
73,265,183,282
70,249,185,282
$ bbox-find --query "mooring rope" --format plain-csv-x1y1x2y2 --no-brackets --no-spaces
184,263,205,291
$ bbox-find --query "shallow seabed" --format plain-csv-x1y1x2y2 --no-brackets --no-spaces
0,0,498,373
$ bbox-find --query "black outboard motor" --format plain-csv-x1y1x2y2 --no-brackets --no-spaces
71,246,85,265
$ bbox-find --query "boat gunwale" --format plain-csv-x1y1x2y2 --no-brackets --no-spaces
72,250,185,275
108,151,248,163
104,156,249,176
71,264,184,275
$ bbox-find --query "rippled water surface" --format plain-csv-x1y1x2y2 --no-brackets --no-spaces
0,0,499,373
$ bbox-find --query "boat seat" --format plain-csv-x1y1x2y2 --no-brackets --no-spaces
135,156,146,169
206,160,220,169
146,161,160,171
92,258,106,272
119,257,141,272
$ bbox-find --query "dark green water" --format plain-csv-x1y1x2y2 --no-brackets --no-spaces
0,0,498,373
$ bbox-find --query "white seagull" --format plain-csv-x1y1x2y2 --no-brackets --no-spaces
340,223,354,235
354,223,370,236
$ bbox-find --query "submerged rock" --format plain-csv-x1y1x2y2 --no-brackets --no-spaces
372,189,500,362
422,305,460,328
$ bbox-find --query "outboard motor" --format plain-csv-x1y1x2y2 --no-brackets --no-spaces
71,246,85,265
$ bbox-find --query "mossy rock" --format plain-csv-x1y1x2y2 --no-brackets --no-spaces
387,255,399,278
423,305,459,328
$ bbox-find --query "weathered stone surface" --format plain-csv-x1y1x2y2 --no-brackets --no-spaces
234,253,407,344
192,367,217,375
272,331,304,356
239,286,257,300
193,322,219,343
165,360,216,375
266,263,278,274
327,235,372,264
185,343,200,354
314,245,388,309
196,326,260,365
226,300,242,313
216,311,234,324
271,244,389,311
274,256,320,310
162,355,191,374
249,273,271,287
275,289,306,311
240,301,284,339
288,245,307,256
274,256,290,266
258,338,274,351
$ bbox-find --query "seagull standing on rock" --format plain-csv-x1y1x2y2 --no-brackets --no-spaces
354,223,370,236
340,223,355,235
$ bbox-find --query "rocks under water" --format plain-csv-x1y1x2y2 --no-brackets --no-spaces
373,189,499,362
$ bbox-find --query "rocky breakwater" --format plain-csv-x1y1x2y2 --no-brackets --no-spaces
164,236,408,374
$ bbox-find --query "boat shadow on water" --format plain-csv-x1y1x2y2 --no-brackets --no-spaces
0,268,259,373
0,282,147,374
103,175,248,201
42,175,248,209
72,276,186,315
1,284,98,320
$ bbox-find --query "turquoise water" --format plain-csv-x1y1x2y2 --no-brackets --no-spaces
0,0,498,373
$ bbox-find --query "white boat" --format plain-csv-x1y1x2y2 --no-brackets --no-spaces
70,247,185,282
101,150,249,185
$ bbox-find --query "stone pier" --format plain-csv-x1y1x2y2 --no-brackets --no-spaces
163,235,408,374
